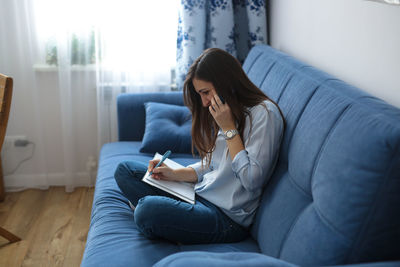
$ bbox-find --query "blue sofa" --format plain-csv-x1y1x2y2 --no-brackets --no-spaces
81,45,400,267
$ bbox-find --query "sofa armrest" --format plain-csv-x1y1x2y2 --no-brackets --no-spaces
117,91,184,141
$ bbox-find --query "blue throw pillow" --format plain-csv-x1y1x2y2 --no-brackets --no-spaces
140,102,192,154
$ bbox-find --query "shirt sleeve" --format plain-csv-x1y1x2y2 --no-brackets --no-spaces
231,103,283,192
187,160,211,183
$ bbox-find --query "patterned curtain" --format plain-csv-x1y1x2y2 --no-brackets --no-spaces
176,0,267,89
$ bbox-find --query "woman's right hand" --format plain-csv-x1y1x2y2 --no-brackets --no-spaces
148,159,176,181
147,160,198,183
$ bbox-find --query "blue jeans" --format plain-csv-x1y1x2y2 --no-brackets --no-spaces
114,160,248,244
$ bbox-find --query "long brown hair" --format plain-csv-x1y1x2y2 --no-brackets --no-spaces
183,48,283,166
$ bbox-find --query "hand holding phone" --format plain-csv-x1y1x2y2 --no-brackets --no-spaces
219,95,225,104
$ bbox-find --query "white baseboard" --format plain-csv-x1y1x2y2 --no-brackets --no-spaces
4,171,96,192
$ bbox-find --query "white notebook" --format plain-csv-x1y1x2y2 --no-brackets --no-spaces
142,153,196,204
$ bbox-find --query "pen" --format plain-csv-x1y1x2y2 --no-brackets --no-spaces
149,150,171,176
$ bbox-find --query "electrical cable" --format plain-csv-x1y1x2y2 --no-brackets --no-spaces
5,141,36,176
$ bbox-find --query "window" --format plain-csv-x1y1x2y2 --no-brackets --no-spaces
34,0,179,70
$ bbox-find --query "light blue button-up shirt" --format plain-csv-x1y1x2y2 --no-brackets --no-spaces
188,100,284,227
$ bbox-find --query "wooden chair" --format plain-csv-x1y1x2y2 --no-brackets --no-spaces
0,73,21,243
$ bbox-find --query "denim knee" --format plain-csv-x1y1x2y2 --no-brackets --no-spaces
115,161,129,177
134,196,181,238
134,196,162,239
115,160,144,185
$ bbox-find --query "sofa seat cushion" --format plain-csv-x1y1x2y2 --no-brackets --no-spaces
155,252,400,267
81,141,260,267
100,141,197,163
154,252,297,267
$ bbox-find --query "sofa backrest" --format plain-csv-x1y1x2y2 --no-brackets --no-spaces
244,45,400,266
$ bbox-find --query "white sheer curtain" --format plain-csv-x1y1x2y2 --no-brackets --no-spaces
0,0,50,190
93,1,178,147
0,0,178,191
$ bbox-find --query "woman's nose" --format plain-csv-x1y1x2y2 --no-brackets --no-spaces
202,96,211,107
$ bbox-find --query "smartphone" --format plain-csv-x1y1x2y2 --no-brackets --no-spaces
219,95,225,104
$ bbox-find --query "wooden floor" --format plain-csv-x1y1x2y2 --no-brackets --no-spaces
0,187,94,267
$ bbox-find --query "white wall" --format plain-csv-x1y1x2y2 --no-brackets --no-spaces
269,0,400,108
1,68,98,190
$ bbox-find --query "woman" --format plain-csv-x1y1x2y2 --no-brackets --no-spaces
114,48,284,244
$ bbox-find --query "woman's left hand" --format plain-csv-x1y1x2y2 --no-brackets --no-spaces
209,95,236,131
